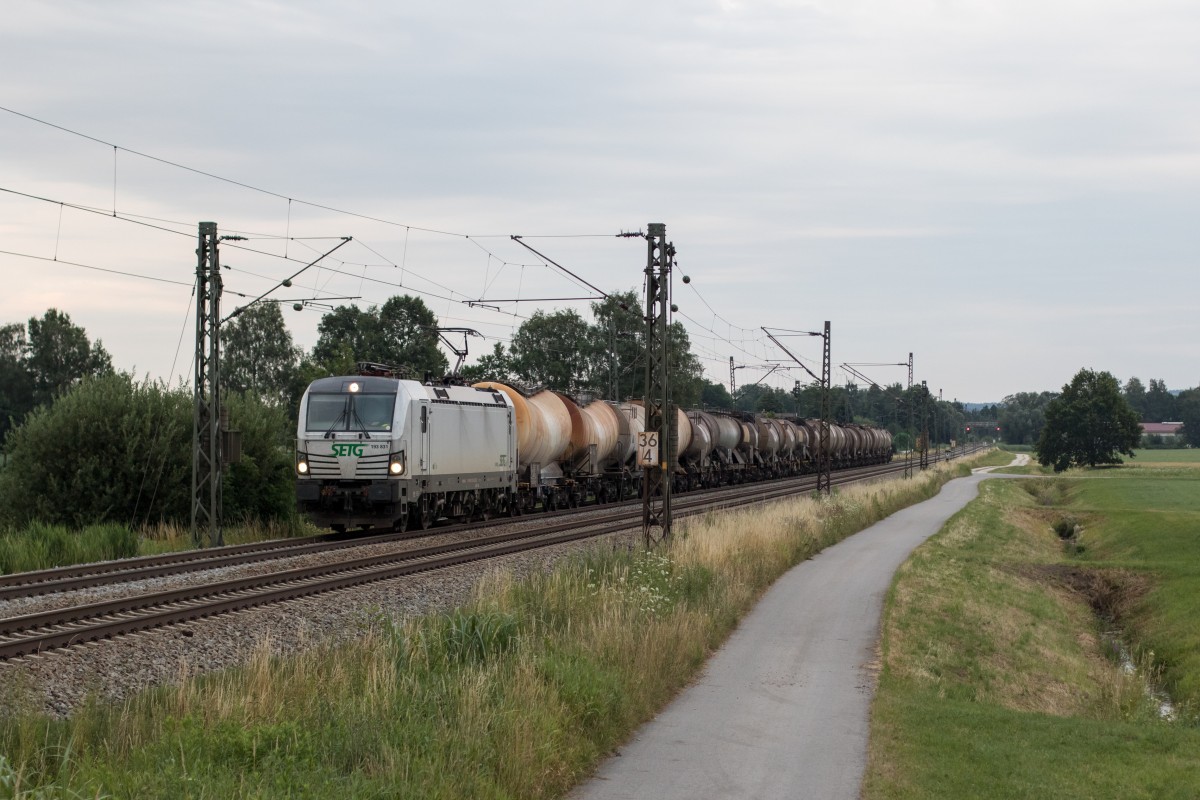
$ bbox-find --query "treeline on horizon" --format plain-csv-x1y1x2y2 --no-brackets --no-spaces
967,377,1200,448
2,297,1194,532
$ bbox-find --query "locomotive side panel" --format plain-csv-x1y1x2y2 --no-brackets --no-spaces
422,402,514,482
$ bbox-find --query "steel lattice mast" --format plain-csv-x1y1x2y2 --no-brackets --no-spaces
919,380,931,471
905,351,914,479
816,321,832,496
191,222,223,547
642,222,674,548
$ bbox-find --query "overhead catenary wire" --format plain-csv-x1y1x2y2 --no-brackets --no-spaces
0,177,525,324
0,181,550,327
0,248,193,288
1,108,652,353
0,105,617,276
4,105,815,391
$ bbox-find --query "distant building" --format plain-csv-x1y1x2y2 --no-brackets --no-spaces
1141,422,1184,438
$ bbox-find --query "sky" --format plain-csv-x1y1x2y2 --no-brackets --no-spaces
2,0,1198,403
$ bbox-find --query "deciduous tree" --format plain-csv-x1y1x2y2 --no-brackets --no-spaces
223,302,300,406
0,323,33,443
310,296,448,379
1123,377,1147,420
1036,369,1142,472
1176,389,1200,448
459,342,514,385
508,308,593,391
25,309,113,406
1144,378,1178,423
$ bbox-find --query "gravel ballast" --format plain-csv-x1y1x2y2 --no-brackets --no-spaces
1,524,640,719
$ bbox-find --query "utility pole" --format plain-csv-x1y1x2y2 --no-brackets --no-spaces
729,355,736,399
192,222,224,547
642,222,675,548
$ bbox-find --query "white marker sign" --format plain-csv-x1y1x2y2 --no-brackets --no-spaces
637,431,659,467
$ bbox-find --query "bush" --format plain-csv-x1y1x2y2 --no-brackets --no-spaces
0,374,191,528
222,392,295,523
0,374,295,530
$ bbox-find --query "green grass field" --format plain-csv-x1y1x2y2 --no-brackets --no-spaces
866,463,1200,799
1129,448,1200,464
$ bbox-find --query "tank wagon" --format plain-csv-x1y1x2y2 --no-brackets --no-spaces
295,368,895,531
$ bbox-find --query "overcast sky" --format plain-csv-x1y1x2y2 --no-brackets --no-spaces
3,0,1198,403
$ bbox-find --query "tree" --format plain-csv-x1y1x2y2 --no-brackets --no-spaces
1123,377,1147,421
997,391,1056,445
1144,378,1177,423
25,309,113,406
1036,369,1142,472
1177,388,1200,448
699,379,734,410
588,291,643,400
376,296,448,378
310,305,378,368
0,323,34,443
507,308,594,391
665,321,705,408
1,310,111,444
459,342,514,384
223,302,300,406
310,296,448,379
586,290,704,406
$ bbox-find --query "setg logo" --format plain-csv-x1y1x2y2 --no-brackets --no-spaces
331,443,366,458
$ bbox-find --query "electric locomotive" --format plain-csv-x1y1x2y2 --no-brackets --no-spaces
295,365,517,532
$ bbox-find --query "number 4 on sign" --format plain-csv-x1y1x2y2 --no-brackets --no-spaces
637,431,659,467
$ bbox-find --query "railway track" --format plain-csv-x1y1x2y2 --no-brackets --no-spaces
0,446,982,662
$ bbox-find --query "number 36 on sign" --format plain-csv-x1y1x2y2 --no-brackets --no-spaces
637,431,659,467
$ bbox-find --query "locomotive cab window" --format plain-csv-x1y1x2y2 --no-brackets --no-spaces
355,394,397,432
305,394,346,432
306,392,397,433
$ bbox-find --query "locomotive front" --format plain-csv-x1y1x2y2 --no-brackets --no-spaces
295,375,410,531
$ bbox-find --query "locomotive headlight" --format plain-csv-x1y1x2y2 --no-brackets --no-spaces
389,452,405,475
297,460,309,475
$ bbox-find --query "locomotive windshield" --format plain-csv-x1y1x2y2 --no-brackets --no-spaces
305,392,397,433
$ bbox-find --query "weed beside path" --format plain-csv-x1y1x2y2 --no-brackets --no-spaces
865,467,1200,799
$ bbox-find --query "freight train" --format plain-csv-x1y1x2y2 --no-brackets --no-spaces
294,365,894,532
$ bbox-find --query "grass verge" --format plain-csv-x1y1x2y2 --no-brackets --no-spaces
0,518,316,576
865,467,1200,799
1,454,991,798
967,449,1017,469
